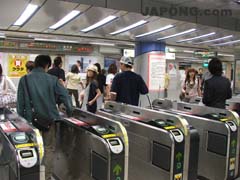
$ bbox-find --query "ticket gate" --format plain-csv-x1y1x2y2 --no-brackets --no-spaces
53,108,129,180
152,99,240,180
0,108,43,180
98,101,199,180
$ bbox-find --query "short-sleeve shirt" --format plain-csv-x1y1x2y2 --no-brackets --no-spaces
106,73,115,85
48,67,66,81
66,72,81,90
111,71,149,106
87,80,99,113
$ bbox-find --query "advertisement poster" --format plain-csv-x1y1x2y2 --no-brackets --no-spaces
234,60,240,93
104,58,117,70
148,54,166,91
8,54,29,77
65,55,98,73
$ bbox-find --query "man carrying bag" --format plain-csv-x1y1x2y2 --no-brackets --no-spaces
17,55,72,180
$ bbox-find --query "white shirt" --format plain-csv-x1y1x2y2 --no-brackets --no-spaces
106,73,115,85
66,72,82,90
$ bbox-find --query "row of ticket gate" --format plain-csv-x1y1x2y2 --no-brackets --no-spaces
0,98,240,180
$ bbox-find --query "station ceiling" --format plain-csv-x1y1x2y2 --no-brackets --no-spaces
0,0,239,53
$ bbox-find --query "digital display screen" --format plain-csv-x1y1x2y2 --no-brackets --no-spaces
20,150,33,158
109,139,120,146
15,135,26,141
172,130,181,136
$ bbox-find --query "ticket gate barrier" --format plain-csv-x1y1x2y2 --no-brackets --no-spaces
53,108,129,180
226,97,240,116
98,101,199,180
0,108,43,180
152,99,240,180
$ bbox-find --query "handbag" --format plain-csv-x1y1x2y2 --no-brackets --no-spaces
24,76,52,131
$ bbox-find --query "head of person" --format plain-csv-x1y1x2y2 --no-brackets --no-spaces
198,68,203,74
208,57,223,76
71,64,79,74
94,63,101,75
108,63,118,75
119,56,134,71
35,55,52,72
86,64,98,85
25,61,34,73
186,68,197,82
54,56,63,68
77,60,81,68
102,69,106,75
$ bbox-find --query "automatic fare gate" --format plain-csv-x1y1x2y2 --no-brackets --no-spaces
0,107,43,180
152,99,240,180
98,101,199,180
53,108,128,180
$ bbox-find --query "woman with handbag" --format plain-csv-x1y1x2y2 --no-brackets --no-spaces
180,68,201,103
0,64,17,107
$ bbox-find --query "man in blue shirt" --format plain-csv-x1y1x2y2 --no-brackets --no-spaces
110,56,148,106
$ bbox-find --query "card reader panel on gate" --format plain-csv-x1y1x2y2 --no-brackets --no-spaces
106,138,123,154
170,129,184,143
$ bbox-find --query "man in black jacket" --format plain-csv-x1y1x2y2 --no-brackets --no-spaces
202,58,232,109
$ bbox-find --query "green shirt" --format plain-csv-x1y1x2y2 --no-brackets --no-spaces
17,68,72,122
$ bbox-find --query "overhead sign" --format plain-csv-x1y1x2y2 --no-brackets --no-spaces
166,52,176,60
8,54,29,77
194,50,215,58
148,53,166,91
123,49,135,57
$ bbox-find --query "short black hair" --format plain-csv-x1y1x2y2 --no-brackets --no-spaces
35,55,52,68
71,64,79,74
208,57,223,76
77,60,81,64
54,56,62,67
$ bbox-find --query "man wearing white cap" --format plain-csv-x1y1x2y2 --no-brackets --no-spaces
110,56,148,106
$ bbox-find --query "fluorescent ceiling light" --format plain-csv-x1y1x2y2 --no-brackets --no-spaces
177,32,216,43
14,4,38,26
135,24,174,38
157,28,196,41
49,10,80,30
110,20,148,35
81,15,117,33
195,35,233,44
183,50,194,53
0,35,5,39
90,42,115,46
35,38,79,44
218,53,234,57
212,39,240,46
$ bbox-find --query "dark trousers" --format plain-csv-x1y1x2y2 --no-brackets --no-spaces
68,89,80,107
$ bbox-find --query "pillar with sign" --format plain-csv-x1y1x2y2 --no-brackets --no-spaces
134,41,166,107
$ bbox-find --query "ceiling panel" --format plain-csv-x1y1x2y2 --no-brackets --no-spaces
0,0,29,29
54,6,117,36
20,0,78,32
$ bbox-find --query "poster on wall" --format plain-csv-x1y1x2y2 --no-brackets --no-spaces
148,53,166,91
234,60,240,94
104,58,117,70
8,54,29,77
65,55,98,73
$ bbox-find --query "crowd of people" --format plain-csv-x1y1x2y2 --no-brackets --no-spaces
0,54,233,179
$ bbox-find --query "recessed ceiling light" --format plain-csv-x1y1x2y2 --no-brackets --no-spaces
135,24,174,38
195,35,233,44
35,38,79,44
14,4,39,26
110,20,148,35
157,28,196,41
212,39,240,46
177,32,216,43
49,10,81,30
81,15,117,33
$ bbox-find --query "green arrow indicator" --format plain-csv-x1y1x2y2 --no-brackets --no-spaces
231,140,236,147
113,164,122,176
176,152,183,162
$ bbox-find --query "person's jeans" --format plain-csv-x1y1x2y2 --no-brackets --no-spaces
68,89,80,107
42,124,56,180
